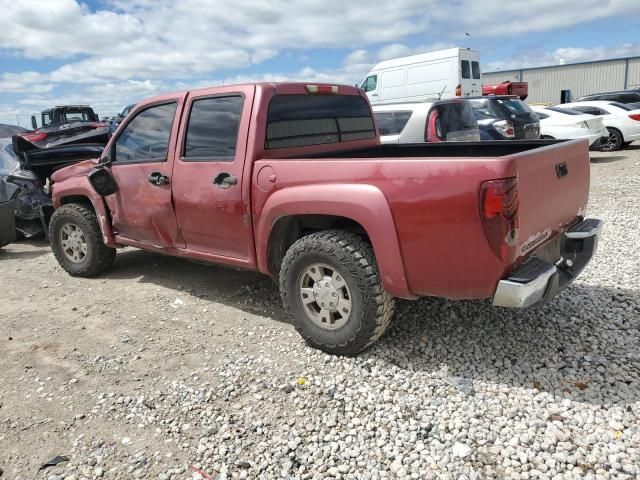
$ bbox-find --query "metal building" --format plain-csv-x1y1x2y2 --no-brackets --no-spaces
483,56,640,104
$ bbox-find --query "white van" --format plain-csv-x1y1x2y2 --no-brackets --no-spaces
360,48,482,105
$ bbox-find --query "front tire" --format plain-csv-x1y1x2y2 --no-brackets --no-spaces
279,230,395,356
49,203,116,277
598,128,623,152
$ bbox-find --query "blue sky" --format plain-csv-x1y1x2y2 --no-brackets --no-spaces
1,0,639,125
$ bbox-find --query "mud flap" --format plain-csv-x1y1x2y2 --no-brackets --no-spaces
0,200,16,248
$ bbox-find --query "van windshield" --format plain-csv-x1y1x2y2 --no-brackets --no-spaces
266,94,376,149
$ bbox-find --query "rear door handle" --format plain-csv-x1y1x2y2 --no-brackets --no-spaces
148,172,169,186
213,172,238,189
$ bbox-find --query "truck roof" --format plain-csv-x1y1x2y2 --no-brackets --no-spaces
370,48,479,72
133,82,364,108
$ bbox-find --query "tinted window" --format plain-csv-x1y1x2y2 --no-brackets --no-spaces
497,99,532,114
42,112,52,126
469,99,500,119
362,75,377,92
547,106,583,116
374,111,412,136
471,61,481,80
115,102,177,163
0,139,18,175
571,106,609,116
64,110,90,122
461,60,471,79
184,96,243,161
266,95,375,149
609,101,633,111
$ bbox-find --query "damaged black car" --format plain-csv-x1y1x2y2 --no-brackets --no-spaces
0,137,104,248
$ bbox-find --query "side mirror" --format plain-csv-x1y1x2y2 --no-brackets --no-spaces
88,166,117,196
31,115,37,130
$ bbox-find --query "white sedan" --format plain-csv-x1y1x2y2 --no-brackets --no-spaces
558,101,640,151
530,105,608,147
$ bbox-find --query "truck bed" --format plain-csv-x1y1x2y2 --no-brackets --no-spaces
256,138,590,299
294,139,566,159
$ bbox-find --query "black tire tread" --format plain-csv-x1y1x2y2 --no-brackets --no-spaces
279,230,395,356
49,203,115,277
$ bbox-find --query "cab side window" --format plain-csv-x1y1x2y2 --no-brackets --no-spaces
115,102,177,163
183,95,244,161
362,75,377,92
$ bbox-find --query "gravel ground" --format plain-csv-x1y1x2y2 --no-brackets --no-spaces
1,145,639,480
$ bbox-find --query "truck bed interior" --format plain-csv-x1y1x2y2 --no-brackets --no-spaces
301,139,569,159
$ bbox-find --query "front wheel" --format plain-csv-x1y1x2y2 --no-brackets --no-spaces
49,203,116,277
279,230,395,356
597,128,623,152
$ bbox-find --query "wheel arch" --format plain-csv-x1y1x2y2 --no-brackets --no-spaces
56,192,116,247
256,184,414,299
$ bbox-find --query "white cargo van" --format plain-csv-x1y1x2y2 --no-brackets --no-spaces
360,48,481,105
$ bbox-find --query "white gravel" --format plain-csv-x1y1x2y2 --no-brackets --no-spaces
1,146,639,479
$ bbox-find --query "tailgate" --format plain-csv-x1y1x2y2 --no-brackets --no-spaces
511,139,590,260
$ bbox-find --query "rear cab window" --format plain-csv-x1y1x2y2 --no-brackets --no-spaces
265,95,376,149
461,60,471,79
63,109,92,122
373,111,412,136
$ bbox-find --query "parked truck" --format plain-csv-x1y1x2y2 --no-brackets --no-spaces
46,82,601,355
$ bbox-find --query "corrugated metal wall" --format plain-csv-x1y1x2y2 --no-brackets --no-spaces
628,58,640,89
483,56,640,104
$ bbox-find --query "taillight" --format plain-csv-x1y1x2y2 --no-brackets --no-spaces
88,122,109,128
306,85,339,94
628,114,640,121
493,120,515,139
19,132,47,142
480,177,519,262
455,84,461,96
507,84,513,95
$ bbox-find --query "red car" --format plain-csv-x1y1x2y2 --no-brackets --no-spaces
47,82,601,355
483,81,528,100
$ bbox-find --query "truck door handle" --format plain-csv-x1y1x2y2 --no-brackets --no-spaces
148,172,169,186
213,172,238,189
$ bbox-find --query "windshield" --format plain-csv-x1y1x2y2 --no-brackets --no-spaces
0,139,19,175
546,106,583,116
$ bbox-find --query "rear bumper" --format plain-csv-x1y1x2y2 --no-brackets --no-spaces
493,218,603,308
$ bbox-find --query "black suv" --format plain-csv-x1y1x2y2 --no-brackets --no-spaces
468,96,540,140
575,89,640,104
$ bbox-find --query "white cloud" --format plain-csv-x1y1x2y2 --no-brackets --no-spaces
1,0,639,124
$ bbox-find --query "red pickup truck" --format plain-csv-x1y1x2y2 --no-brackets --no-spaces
47,82,601,356
483,81,529,101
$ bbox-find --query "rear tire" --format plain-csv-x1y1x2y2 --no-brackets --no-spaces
597,128,623,152
279,230,395,356
49,203,115,277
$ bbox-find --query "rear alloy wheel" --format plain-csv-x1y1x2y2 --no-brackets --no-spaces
280,230,395,356
598,128,623,152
